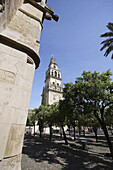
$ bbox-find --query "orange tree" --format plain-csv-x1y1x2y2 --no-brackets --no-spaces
74,70,113,158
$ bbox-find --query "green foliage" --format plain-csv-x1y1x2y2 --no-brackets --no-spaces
63,83,76,126
105,106,113,126
35,105,49,127
26,114,32,126
35,104,60,127
75,70,113,113
35,70,113,130
61,70,113,128
26,111,37,126
74,70,113,157
47,103,59,126
33,70,113,155
58,100,67,126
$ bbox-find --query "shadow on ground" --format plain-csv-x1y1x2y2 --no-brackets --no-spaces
21,135,113,170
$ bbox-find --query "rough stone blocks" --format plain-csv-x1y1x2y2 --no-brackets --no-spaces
0,0,47,169
0,43,35,169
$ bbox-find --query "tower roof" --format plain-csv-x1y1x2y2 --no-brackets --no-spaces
49,56,57,66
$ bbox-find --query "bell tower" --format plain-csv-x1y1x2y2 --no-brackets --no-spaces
42,56,63,105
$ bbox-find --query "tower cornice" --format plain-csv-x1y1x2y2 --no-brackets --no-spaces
45,75,62,83
43,88,63,94
46,67,61,72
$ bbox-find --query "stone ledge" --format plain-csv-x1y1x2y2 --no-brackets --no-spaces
0,35,40,69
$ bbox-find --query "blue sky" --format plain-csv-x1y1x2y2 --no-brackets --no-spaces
29,0,113,109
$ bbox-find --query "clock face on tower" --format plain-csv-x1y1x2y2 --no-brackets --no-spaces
42,56,63,105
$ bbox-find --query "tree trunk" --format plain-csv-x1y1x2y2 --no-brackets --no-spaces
93,127,98,142
101,123,113,158
83,129,85,137
94,109,113,159
110,128,113,135
60,127,63,137
61,125,68,145
78,122,81,136
73,122,76,140
73,126,76,140
39,124,42,138
49,124,52,141
68,125,71,135
33,123,35,136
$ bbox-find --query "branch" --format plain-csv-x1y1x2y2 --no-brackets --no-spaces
103,101,113,108
94,110,102,124
100,107,104,122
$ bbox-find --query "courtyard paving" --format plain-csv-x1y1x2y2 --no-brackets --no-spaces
21,134,113,170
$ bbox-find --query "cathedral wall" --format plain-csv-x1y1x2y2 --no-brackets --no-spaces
0,43,35,170
0,0,24,33
0,1,45,169
1,3,43,60
0,1,44,68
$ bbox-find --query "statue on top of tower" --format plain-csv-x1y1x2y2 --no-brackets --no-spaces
49,55,57,67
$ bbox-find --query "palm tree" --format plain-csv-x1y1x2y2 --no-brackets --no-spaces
100,22,113,58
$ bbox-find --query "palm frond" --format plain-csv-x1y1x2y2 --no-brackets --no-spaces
101,38,113,44
100,32,113,37
111,53,113,59
104,45,113,57
100,42,112,51
100,22,113,59
107,22,113,32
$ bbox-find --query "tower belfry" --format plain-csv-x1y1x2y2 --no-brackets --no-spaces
42,56,63,105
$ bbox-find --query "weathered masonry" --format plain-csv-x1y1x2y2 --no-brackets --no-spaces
0,0,59,169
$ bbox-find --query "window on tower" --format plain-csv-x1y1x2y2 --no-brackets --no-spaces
55,71,57,77
52,70,53,76
58,73,60,78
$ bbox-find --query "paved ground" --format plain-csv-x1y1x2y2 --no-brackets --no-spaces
21,135,113,170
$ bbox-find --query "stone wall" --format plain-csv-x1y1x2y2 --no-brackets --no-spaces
0,0,24,33
0,0,58,169
48,90,63,105
0,44,35,170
